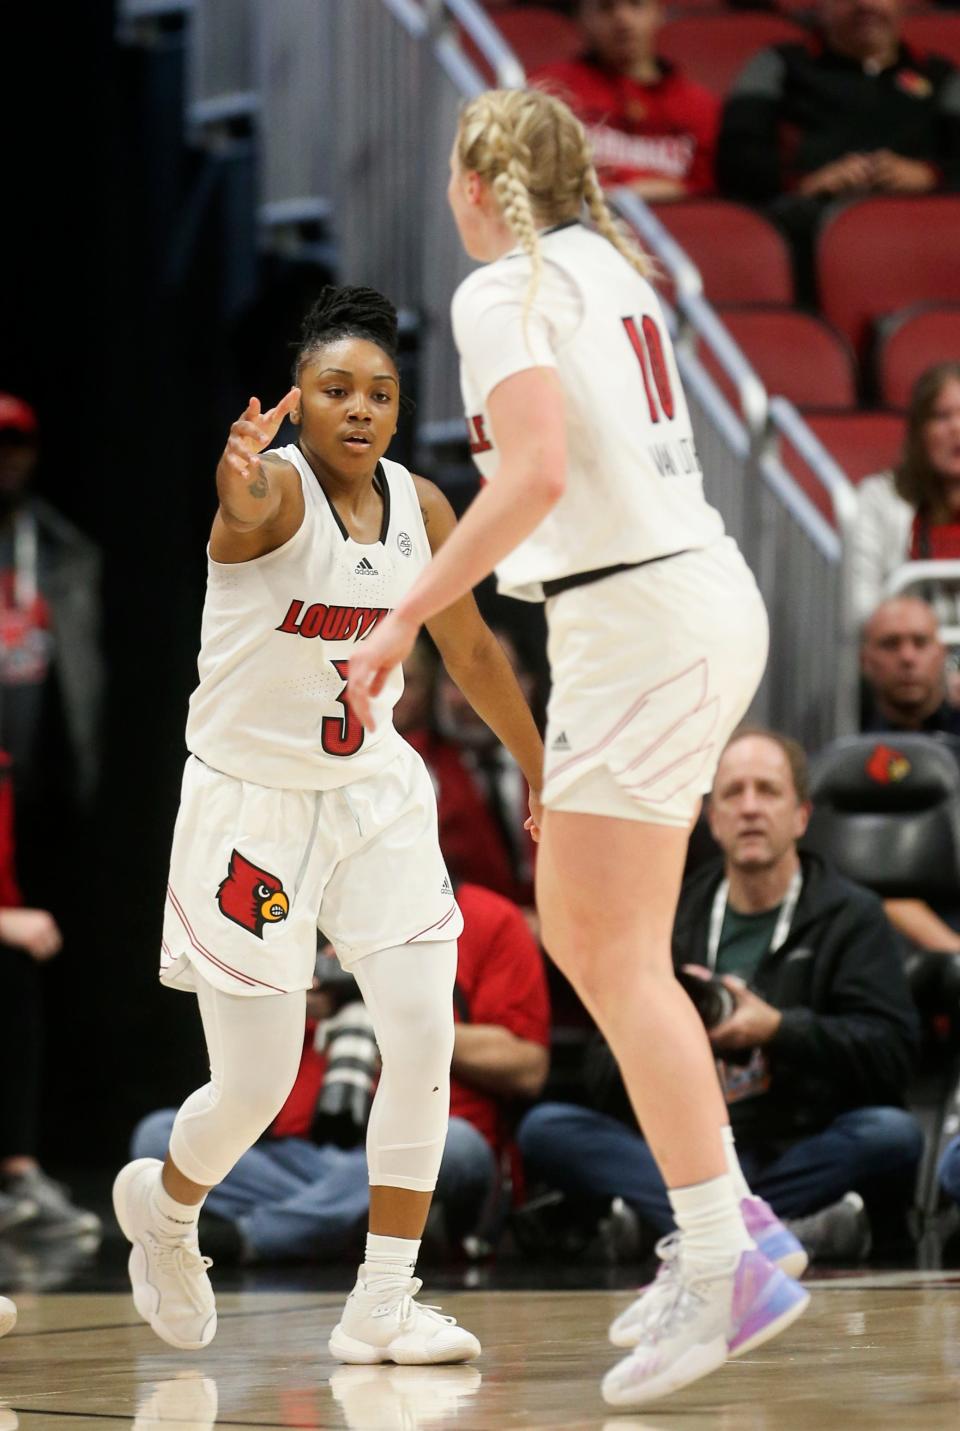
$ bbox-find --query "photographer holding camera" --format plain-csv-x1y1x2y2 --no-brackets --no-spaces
519,727,923,1263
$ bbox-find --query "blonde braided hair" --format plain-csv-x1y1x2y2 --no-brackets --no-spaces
456,87,651,323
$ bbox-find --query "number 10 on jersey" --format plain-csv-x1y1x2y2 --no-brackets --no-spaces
622,316,675,424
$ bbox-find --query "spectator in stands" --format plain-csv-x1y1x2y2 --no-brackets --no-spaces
861,596,960,735
852,364,960,632
130,883,550,1262
530,0,720,200
518,727,922,1262
0,395,102,812
401,634,537,907
717,0,960,298
860,595,960,951
0,750,100,1242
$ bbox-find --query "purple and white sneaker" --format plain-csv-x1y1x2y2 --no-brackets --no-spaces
742,1195,808,1280
609,1196,807,1351
602,1247,809,1408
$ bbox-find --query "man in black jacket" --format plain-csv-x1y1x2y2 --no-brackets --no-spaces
715,0,960,298
519,727,923,1261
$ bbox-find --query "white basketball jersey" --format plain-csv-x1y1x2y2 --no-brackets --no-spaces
186,446,431,790
452,222,725,602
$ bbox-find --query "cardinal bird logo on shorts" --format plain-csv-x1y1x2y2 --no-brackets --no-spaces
216,850,289,938
865,743,912,785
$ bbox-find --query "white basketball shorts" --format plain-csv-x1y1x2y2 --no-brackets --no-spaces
542,537,769,826
160,740,462,997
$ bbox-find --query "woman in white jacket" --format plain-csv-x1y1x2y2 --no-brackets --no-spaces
852,362,960,630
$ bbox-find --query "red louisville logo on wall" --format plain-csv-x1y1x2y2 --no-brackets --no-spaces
217,850,289,939
865,743,912,785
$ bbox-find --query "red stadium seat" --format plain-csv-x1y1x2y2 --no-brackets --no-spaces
902,13,960,68
655,201,793,305
704,309,857,413
818,196,960,359
474,7,582,77
878,306,960,411
658,15,806,96
780,412,905,525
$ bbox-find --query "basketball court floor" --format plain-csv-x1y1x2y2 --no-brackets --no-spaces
4,1268,960,1428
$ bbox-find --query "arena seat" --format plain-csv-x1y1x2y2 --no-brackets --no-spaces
658,15,805,96
805,733,960,1221
804,411,905,483
877,305,960,412
709,309,857,412
480,6,582,75
818,197,960,359
901,13,960,69
779,411,904,525
655,201,793,305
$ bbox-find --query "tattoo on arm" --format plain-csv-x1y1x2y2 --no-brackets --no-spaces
248,468,269,499
419,504,429,528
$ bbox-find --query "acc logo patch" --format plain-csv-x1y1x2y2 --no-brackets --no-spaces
865,743,911,785
216,850,289,938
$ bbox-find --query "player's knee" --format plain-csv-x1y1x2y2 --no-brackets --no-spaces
378,994,455,1077
382,1028,454,1096
220,1050,302,1137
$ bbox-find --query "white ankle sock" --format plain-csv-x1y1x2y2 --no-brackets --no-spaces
359,1232,420,1293
721,1124,753,1202
669,1173,754,1272
150,1173,202,1241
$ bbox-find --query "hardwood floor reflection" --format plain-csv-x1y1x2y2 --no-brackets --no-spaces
3,1274,960,1428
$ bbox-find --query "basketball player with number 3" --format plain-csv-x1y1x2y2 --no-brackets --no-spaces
112,285,544,1368
348,88,809,1408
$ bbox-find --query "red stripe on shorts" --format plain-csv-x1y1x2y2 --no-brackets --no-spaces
405,903,458,944
166,884,287,993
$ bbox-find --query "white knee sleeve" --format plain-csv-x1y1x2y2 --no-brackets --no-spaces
168,975,306,1187
351,940,457,1193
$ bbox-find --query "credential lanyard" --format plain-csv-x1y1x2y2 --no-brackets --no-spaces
706,869,802,972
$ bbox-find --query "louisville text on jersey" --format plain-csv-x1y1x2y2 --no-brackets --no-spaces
275,600,390,642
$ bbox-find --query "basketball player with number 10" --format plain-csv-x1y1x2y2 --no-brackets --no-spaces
348,87,810,1408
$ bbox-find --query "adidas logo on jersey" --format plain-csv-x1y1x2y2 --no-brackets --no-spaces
355,557,378,576
552,731,571,750
441,876,453,896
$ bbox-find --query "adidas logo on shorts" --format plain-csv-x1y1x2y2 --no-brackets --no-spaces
551,731,571,750
355,557,378,576
441,876,453,896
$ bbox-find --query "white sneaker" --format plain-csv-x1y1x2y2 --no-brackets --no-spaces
609,1195,808,1349
328,1272,481,1365
602,1247,809,1408
0,1296,16,1338
113,1158,217,1351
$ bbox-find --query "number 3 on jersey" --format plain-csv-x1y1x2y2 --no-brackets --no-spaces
322,659,365,757
622,315,675,424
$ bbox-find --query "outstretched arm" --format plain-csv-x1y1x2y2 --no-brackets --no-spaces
211,388,302,561
346,367,565,727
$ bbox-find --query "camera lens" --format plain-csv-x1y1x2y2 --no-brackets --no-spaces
313,1000,380,1145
